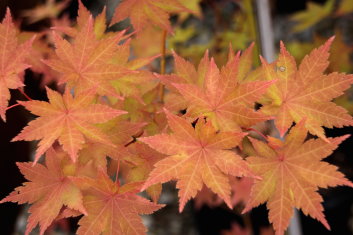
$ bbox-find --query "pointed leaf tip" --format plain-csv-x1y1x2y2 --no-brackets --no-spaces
4,7,12,21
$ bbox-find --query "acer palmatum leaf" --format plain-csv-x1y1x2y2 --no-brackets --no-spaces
0,8,34,121
170,49,275,132
244,120,353,235
44,15,131,99
139,109,257,212
125,143,166,202
110,0,188,32
259,37,353,139
78,120,146,168
72,169,164,235
0,148,87,235
12,87,126,163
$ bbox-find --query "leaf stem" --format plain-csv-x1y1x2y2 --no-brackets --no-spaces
158,30,167,103
243,127,268,141
5,103,21,111
18,88,33,101
115,159,121,184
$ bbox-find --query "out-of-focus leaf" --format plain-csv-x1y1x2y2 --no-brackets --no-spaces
291,0,335,32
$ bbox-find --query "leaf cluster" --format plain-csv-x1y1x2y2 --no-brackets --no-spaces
0,1,353,235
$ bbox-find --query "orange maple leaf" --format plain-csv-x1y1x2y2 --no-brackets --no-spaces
21,0,70,24
259,37,353,139
0,148,87,235
45,15,130,98
244,120,353,235
171,50,275,132
12,87,126,163
111,0,188,32
124,142,166,202
78,119,145,168
139,109,256,212
72,170,164,235
0,8,33,121
194,177,253,209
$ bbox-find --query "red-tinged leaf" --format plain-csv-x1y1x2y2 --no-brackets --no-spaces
72,170,164,235
78,119,146,168
170,48,274,132
0,8,33,121
259,38,353,138
45,15,131,98
111,0,188,32
194,177,253,209
12,87,126,163
139,110,256,212
244,121,353,235
0,148,87,235
123,143,165,202
236,42,255,82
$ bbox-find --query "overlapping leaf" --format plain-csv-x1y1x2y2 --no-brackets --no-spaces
169,49,274,132
45,15,130,98
124,143,165,202
244,121,353,235
140,109,256,211
78,118,145,168
111,0,188,32
0,148,87,235
259,38,353,138
13,87,126,162
0,8,33,121
73,169,164,235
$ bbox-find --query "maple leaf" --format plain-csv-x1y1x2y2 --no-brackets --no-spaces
78,119,145,169
259,37,353,139
12,87,126,163
121,87,167,136
51,0,105,39
21,0,70,24
18,31,60,88
0,8,34,121
0,148,87,235
194,177,253,209
124,143,166,202
315,32,353,73
170,50,274,132
45,15,130,98
286,33,353,73
194,186,223,209
72,169,164,235
290,0,334,32
111,0,188,32
110,39,160,101
243,120,353,235
139,109,256,212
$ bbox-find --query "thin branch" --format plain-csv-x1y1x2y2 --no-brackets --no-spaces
158,30,167,103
